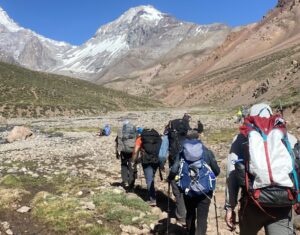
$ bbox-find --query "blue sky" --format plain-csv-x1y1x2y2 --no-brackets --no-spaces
0,0,277,45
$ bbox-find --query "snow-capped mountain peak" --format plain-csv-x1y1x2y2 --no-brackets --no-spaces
0,6,22,32
116,5,164,24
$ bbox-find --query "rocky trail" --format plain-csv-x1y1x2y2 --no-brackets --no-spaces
0,108,299,235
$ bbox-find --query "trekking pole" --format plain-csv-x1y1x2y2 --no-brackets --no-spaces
166,181,171,235
139,163,143,187
213,194,220,235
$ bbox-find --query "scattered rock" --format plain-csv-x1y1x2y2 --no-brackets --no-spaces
80,201,96,210
6,126,33,143
5,229,13,235
1,221,10,230
292,60,299,67
151,206,162,215
16,206,31,213
294,215,300,229
96,220,103,225
112,188,123,194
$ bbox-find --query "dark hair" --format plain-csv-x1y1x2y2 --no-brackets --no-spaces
183,113,191,121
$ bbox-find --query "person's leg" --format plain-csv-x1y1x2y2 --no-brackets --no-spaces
184,195,197,235
170,179,186,222
143,164,157,203
239,201,267,235
196,196,211,235
128,161,137,190
265,207,294,235
120,152,129,185
123,152,135,190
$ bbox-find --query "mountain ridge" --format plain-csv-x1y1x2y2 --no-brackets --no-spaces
0,5,231,84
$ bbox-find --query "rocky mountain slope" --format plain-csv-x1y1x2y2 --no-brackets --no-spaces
0,1,299,109
107,0,300,108
0,5,231,84
0,8,73,70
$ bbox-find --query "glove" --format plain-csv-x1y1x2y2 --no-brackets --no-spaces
225,208,236,231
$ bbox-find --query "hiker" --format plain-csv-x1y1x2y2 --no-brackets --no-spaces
98,124,111,136
132,128,162,206
225,103,299,235
236,108,243,124
165,114,192,224
170,129,220,235
116,120,137,191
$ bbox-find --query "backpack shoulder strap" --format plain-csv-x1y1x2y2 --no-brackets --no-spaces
283,134,300,202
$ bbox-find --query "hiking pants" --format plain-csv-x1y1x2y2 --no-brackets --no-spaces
170,179,186,221
169,153,186,221
142,163,158,201
120,152,136,187
183,194,211,235
239,200,294,235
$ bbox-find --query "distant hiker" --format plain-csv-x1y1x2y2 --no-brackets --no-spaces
194,120,204,134
166,114,192,225
132,128,162,206
116,120,137,191
171,129,220,235
98,124,111,136
225,103,299,235
236,108,243,124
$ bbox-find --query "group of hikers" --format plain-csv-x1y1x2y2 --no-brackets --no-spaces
114,103,300,235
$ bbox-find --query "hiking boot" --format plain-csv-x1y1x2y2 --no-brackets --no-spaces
176,218,186,227
147,199,157,207
126,185,134,193
121,182,129,189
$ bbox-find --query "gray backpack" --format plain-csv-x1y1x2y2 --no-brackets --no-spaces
117,123,136,153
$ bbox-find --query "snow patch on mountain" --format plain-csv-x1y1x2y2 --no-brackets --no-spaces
116,5,163,24
0,7,22,32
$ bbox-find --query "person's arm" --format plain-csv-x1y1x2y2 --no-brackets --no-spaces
225,134,245,230
167,152,181,181
132,136,142,163
225,152,240,209
205,149,220,176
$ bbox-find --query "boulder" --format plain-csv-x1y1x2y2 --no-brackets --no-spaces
6,126,33,143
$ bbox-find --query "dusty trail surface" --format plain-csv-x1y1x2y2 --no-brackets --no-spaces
0,108,299,234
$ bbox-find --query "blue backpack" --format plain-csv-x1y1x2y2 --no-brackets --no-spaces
159,135,169,168
177,139,216,197
103,124,111,136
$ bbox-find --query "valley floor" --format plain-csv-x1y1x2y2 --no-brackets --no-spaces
0,108,299,235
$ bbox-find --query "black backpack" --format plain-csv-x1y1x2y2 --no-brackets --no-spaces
141,129,162,164
168,119,190,157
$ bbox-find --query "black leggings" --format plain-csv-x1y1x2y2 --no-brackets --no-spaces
183,194,211,235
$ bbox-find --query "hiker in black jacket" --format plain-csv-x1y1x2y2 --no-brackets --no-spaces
165,113,192,225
